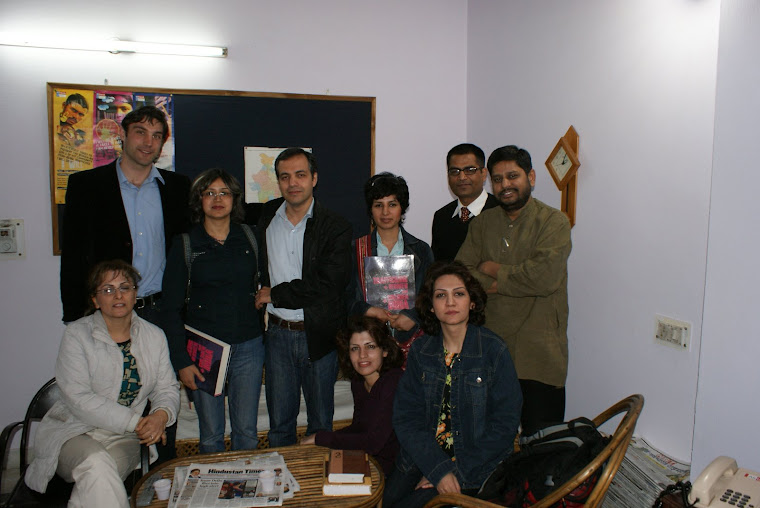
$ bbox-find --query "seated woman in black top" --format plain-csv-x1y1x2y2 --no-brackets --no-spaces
300,315,403,476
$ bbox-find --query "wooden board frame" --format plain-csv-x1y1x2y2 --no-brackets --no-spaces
47,83,376,255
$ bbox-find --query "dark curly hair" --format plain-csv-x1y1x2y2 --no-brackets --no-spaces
336,315,403,381
364,172,410,223
416,261,487,336
85,259,141,315
188,168,245,225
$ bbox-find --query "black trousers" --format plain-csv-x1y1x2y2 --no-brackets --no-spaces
136,300,177,467
519,379,566,435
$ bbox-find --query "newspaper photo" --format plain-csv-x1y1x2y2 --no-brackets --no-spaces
173,452,298,508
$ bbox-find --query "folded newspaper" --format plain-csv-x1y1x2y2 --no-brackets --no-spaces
168,452,300,508
601,436,690,508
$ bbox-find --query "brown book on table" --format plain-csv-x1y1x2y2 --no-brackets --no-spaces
323,450,372,496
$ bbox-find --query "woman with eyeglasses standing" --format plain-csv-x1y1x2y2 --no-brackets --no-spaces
160,168,264,453
347,172,434,356
25,260,179,508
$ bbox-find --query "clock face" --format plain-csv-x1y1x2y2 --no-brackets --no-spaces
551,146,572,181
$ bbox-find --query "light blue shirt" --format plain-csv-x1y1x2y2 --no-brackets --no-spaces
266,199,315,321
117,159,166,297
376,229,404,256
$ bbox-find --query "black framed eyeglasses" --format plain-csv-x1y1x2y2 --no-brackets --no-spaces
447,166,482,177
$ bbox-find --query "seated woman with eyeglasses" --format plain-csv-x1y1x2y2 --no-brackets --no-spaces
383,261,522,508
25,260,179,508
300,315,404,476
347,172,434,354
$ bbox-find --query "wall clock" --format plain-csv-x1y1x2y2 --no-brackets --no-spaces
544,126,580,227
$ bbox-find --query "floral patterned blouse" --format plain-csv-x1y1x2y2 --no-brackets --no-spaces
117,339,142,407
435,348,459,458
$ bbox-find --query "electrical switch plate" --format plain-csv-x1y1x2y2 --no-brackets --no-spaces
0,219,25,260
654,314,690,351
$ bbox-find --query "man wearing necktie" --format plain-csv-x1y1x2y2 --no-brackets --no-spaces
431,143,499,261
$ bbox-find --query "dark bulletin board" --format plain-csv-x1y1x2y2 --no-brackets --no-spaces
49,83,375,255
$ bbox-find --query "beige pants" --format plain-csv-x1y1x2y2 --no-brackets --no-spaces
56,428,140,508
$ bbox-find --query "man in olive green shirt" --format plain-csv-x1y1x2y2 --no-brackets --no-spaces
456,145,571,434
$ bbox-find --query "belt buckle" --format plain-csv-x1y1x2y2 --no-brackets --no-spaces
135,298,146,310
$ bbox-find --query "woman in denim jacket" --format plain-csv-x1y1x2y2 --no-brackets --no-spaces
384,261,522,508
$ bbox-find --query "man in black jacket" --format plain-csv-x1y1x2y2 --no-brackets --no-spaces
60,106,190,324
255,148,352,447
59,106,189,466
431,143,499,261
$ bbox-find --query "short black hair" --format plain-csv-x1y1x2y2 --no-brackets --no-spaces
364,172,410,219
121,105,169,141
274,148,317,177
188,168,245,224
487,145,532,175
416,261,487,336
447,143,485,168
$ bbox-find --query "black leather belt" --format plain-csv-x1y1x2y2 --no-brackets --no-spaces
268,313,305,331
136,292,162,310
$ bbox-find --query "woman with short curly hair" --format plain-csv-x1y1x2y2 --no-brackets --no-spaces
347,172,434,349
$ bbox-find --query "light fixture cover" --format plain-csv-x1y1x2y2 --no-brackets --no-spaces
0,33,227,58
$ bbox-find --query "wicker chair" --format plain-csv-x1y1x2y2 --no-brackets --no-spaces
423,394,644,508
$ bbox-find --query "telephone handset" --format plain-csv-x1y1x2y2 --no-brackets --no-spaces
689,456,760,507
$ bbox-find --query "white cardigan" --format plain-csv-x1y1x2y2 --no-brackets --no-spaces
25,311,179,493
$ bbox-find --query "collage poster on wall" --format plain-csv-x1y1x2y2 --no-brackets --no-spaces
52,87,175,204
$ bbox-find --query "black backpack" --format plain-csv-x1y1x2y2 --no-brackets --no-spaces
477,417,609,507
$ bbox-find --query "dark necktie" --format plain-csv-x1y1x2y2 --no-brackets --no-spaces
461,207,471,223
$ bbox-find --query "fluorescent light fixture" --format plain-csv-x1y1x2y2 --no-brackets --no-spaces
0,33,227,58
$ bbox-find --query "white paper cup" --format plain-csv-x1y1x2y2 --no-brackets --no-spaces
154,478,172,500
259,470,276,493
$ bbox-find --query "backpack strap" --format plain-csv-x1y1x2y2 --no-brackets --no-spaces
240,224,260,289
356,234,372,299
182,233,192,307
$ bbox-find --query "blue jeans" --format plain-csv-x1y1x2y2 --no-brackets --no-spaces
264,324,338,447
192,336,264,453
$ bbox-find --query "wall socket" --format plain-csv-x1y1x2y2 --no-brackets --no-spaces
654,314,690,351
0,219,25,260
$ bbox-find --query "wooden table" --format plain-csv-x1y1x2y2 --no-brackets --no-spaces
130,444,384,508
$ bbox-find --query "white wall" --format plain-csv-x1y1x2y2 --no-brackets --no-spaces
0,0,467,431
468,0,720,462
693,0,760,476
